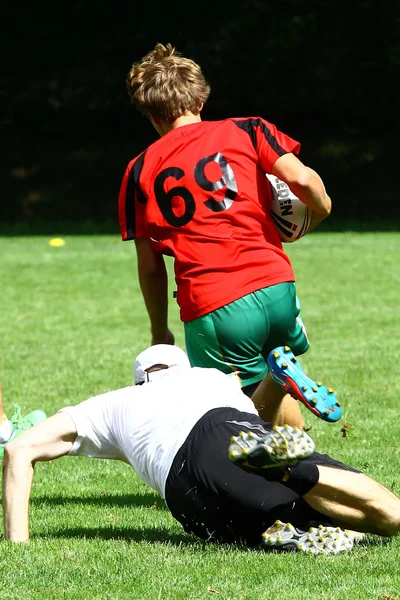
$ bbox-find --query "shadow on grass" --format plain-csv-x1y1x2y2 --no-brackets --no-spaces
31,492,167,510
37,525,199,546
34,525,392,554
29,493,394,552
34,524,260,550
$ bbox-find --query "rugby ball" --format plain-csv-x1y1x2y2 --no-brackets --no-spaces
267,173,312,243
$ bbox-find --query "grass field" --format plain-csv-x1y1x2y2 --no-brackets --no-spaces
0,232,399,600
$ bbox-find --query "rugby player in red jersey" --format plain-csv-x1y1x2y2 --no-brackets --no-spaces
118,43,339,426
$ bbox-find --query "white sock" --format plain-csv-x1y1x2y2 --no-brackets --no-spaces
0,418,13,444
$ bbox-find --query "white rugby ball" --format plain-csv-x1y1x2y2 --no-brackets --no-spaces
266,173,312,243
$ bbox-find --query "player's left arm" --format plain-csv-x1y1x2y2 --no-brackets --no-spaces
272,153,332,227
2,412,77,542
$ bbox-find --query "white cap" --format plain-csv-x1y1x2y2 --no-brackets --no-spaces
134,344,191,385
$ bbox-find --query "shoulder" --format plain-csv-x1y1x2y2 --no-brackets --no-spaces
72,386,136,414
228,116,275,128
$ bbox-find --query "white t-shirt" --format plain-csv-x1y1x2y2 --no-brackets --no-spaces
60,367,258,498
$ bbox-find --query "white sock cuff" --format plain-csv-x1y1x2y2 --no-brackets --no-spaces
0,418,13,444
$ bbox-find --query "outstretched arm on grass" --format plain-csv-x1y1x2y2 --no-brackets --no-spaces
2,413,77,542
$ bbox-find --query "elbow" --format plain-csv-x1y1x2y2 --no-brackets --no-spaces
3,438,34,465
3,443,15,464
3,443,19,467
291,169,332,217
138,256,166,279
319,196,332,219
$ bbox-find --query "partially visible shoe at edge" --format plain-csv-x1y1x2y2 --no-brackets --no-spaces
0,406,47,459
267,346,342,423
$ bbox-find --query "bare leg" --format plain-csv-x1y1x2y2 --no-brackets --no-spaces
304,466,400,536
251,372,303,428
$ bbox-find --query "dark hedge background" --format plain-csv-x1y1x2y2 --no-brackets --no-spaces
1,0,399,231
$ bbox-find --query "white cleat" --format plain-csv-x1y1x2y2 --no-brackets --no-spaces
262,520,354,555
228,425,315,471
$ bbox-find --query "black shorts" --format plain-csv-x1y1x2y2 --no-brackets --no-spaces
165,407,360,546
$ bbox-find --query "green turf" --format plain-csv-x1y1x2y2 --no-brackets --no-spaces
0,232,399,600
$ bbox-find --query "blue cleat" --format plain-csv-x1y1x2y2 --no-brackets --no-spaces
267,346,342,423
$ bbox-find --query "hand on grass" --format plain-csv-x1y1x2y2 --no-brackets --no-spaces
151,328,175,346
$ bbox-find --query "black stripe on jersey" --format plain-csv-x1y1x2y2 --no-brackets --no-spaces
232,118,287,156
132,152,147,204
124,151,146,240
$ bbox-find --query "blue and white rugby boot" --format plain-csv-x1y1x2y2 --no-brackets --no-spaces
267,346,342,423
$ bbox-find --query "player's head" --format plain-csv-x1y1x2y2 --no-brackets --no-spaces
126,43,210,123
134,344,191,385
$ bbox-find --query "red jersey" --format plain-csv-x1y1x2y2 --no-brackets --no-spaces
119,117,300,322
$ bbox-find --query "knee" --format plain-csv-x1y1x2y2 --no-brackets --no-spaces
370,497,400,537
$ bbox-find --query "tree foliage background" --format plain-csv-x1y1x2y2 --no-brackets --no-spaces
1,0,399,227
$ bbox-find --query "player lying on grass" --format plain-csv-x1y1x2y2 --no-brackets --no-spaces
3,345,400,554
119,42,337,427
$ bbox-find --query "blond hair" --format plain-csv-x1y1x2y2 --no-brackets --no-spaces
126,43,211,122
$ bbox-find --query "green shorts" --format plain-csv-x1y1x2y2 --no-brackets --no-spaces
184,282,309,389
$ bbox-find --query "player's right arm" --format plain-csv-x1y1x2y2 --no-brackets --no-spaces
2,413,77,542
243,117,331,229
135,238,175,346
